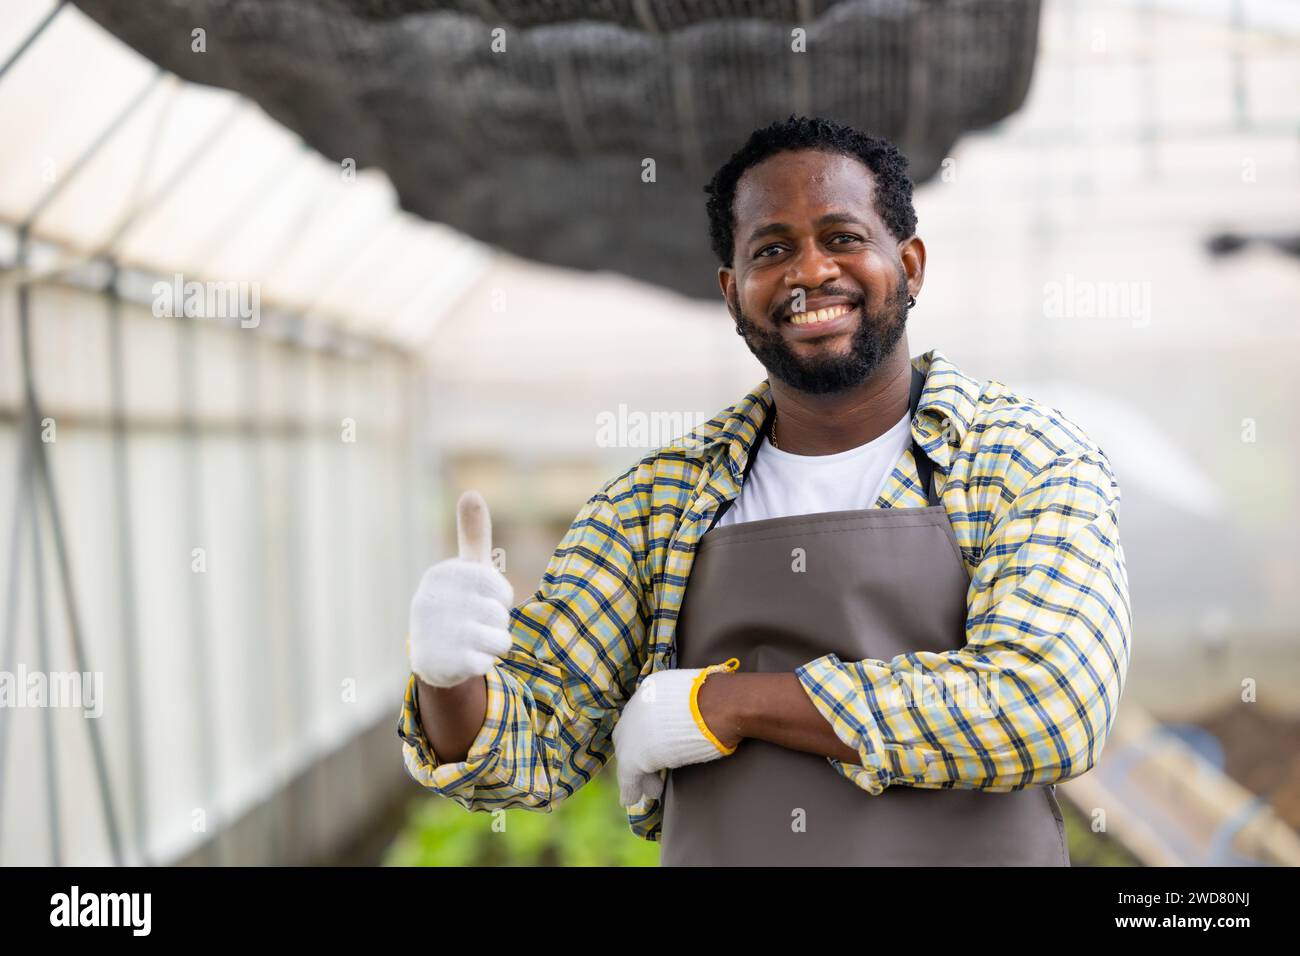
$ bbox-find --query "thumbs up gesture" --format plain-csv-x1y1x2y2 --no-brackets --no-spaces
407,490,515,688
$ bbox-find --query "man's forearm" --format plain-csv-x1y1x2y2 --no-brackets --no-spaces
696,671,859,762
416,674,488,765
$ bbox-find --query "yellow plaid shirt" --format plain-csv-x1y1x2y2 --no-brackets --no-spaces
398,348,1132,842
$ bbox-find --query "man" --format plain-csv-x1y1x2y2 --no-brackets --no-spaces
399,115,1131,865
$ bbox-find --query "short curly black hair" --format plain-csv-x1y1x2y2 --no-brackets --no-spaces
703,114,918,269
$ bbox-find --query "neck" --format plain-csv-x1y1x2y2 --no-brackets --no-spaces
768,346,912,456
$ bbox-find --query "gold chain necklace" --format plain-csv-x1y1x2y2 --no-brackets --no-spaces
770,410,779,449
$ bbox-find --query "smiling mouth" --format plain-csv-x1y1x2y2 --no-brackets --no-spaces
785,303,857,326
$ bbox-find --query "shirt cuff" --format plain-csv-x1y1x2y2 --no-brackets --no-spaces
397,667,508,794
795,652,938,795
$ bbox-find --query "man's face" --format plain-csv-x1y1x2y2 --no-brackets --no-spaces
720,149,922,395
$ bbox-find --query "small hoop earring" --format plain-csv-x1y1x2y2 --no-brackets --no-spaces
907,294,916,309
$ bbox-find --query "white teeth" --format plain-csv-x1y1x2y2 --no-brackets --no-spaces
790,303,853,325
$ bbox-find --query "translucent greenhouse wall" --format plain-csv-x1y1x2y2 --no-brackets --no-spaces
0,281,426,865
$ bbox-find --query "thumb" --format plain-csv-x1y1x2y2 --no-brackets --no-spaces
640,770,665,802
456,490,493,565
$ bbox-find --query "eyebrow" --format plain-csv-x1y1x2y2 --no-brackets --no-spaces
746,212,870,246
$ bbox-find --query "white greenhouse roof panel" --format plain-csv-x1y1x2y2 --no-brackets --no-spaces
0,0,492,350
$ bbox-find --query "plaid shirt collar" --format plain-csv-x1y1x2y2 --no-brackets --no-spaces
669,348,981,482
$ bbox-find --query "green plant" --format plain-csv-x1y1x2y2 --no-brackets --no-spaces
383,766,660,867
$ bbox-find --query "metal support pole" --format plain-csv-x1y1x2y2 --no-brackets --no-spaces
176,310,223,866
107,265,152,866
0,1,68,83
21,70,165,232
17,232,125,865
238,328,281,864
0,401,33,861
28,449,62,865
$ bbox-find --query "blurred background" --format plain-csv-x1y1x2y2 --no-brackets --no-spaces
0,0,1297,867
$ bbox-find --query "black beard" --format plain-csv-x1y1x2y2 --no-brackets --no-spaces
733,271,909,395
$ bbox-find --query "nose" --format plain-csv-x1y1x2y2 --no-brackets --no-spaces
784,237,841,296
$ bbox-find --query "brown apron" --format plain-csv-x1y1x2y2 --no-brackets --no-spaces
660,366,1069,866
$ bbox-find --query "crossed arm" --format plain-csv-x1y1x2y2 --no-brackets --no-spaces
697,672,858,761
698,452,1132,795
401,453,1131,808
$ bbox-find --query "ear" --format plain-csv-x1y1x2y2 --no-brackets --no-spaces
899,235,926,300
718,266,738,320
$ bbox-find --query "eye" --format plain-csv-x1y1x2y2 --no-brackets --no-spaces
754,234,859,259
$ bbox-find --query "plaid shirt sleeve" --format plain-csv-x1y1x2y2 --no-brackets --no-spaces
795,451,1131,795
397,490,647,811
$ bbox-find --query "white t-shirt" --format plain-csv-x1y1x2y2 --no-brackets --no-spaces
715,409,914,527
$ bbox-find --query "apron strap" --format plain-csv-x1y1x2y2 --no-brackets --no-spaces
706,364,939,533
908,365,941,507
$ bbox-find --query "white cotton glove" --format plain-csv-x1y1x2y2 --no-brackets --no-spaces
612,660,740,807
406,490,515,688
